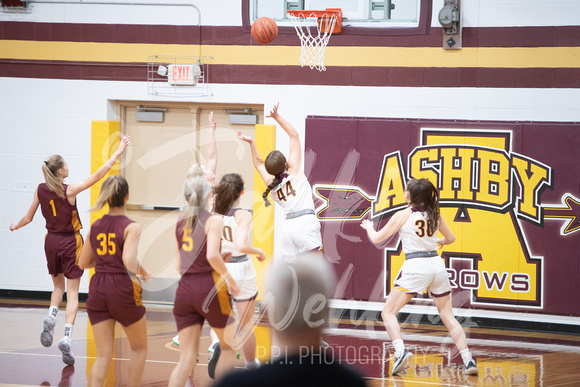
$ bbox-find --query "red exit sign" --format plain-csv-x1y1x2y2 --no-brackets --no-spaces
168,64,201,86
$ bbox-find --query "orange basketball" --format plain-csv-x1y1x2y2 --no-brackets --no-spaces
251,17,278,44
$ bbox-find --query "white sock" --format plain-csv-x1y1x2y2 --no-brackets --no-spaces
64,323,74,339
460,348,473,365
48,306,58,317
393,339,405,358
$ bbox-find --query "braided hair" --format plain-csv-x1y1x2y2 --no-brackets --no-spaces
262,150,287,206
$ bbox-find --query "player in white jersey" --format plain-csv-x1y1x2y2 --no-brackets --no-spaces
214,173,266,371
238,103,322,260
361,178,478,377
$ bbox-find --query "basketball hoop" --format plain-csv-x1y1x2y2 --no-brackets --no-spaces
286,8,342,71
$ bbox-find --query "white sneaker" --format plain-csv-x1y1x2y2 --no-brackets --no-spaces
58,336,75,366
40,315,56,347
172,335,180,346
245,358,261,370
391,349,412,375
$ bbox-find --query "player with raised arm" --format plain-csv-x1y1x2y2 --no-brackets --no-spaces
360,178,478,376
78,175,152,387
238,102,322,260
10,134,130,366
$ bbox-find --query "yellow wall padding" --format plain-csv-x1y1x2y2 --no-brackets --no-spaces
87,120,121,384
252,123,276,361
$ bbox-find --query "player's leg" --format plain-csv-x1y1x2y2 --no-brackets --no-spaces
89,319,116,386
432,294,466,349
50,273,66,309
211,323,237,379
235,299,259,369
432,293,478,374
41,274,65,347
381,288,413,341
57,276,80,365
64,276,80,325
382,288,413,374
168,324,201,387
120,315,148,387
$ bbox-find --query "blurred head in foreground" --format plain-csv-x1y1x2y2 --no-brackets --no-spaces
266,257,336,347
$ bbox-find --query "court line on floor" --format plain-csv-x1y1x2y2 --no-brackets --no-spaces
362,377,473,386
331,300,580,326
0,350,183,365
324,327,580,353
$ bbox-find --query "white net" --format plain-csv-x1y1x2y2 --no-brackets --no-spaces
287,11,338,71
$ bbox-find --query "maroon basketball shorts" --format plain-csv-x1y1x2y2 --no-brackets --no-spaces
44,231,84,279
87,272,146,327
173,271,233,332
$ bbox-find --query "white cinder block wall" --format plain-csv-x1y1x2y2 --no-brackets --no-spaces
1,0,580,293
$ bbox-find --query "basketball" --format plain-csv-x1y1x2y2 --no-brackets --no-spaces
251,17,278,44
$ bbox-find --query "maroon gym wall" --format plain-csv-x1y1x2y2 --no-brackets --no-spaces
306,116,580,316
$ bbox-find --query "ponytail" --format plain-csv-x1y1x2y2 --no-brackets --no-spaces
425,183,440,236
407,178,440,235
90,175,129,212
42,155,66,199
182,176,211,230
214,173,244,215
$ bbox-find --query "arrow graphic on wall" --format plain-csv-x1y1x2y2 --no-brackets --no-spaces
541,194,580,235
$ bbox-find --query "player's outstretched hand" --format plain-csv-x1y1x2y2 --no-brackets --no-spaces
266,102,280,119
116,134,131,156
237,131,254,144
9,222,18,231
209,111,216,131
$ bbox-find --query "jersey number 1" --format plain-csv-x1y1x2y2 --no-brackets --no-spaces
49,200,57,217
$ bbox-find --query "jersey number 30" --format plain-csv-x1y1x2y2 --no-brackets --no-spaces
414,219,435,238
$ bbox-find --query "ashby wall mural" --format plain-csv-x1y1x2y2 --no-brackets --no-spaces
305,116,579,316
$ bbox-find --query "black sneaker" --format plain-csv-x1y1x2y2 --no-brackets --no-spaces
465,360,478,375
208,342,221,379
392,349,412,375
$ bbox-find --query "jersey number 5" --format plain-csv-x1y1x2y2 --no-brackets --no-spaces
96,233,116,255
276,181,297,202
182,228,194,252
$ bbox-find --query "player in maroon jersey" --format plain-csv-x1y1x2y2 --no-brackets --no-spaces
78,175,152,387
168,176,240,386
174,111,218,349
10,134,130,365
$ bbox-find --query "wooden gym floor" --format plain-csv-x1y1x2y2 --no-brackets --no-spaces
1,299,579,386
